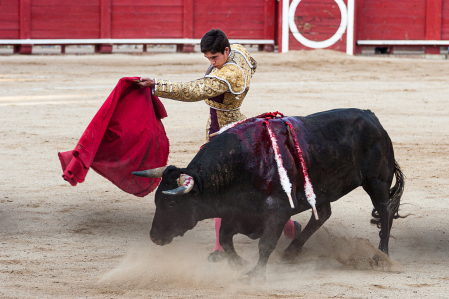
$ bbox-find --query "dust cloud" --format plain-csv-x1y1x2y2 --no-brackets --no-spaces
98,240,237,289
98,225,401,294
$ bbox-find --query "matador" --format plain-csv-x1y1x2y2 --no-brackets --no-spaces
136,29,299,262
154,42,255,142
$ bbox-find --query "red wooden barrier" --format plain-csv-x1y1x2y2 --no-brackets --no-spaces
18,0,31,53
443,0,449,39
355,0,449,54
0,2,19,39
0,0,276,54
425,0,442,53
2,0,449,55
360,0,427,40
32,0,100,39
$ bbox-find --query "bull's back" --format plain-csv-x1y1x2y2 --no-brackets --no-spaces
296,108,389,154
299,108,383,138
296,108,394,200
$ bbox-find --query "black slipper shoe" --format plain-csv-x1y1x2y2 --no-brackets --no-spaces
207,250,226,262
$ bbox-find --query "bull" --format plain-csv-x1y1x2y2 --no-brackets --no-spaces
133,108,404,281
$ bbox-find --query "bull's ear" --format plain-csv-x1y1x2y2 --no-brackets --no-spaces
164,166,183,181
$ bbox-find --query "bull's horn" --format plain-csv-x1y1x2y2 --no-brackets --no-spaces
162,174,194,195
132,166,167,178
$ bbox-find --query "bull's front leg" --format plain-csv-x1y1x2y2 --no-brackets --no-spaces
240,219,285,283
240,198,288,283
283,201,332,259
219,220,247,268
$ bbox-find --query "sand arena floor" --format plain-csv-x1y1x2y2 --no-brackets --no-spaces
0,50,448,298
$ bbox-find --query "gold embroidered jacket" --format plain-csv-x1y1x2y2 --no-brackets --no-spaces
153,44,257,140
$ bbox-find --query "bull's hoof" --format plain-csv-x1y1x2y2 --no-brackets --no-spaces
228,257,248,269
239,274,252,285
207,250,226,263
371,253,388,267
282,249,301,263
239,269,266,285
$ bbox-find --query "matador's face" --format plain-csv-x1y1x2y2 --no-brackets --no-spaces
204,47,230,70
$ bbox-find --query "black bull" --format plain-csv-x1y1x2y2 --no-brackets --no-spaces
134,108,405,280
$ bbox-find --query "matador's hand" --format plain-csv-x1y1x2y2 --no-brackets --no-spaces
134,77,155,89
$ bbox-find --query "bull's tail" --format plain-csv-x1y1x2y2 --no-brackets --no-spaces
387,161,405,219
371,161,405,227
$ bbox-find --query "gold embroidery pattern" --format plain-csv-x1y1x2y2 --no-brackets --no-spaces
217,109,246,128
231,44,257,75
206,117,211,141
154,77,228,102
207,64,246,94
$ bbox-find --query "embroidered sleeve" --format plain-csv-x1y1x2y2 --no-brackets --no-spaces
153,77,229,102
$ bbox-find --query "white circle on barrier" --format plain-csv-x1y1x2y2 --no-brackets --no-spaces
289,0,348,49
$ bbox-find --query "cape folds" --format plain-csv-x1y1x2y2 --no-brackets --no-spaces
58,77,169,197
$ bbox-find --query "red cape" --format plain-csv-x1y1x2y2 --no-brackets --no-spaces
58,77,169,197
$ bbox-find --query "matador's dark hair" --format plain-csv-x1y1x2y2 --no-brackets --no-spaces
200,29,230,54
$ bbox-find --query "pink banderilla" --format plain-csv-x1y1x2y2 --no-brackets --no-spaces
263,119,295,209
285,121,318,220
263,117,318,220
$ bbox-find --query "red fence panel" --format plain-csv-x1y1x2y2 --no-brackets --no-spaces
0,1,20,39
111,0,184,38
0,0,275,44
2,0,449,55
426,0,442,40
354,0,449,55
357,0,426,41
193,0,268,39
0,1,20,38
30,0,100,39
442,0,449,39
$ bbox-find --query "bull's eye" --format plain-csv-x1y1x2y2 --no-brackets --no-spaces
168,201,176,209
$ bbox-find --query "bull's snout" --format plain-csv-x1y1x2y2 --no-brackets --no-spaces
150,229,172,246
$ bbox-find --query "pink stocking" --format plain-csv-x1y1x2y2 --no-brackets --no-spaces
283,219,295,240
212,218,224,252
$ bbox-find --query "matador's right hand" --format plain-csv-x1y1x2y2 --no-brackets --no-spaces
134,77,155,89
